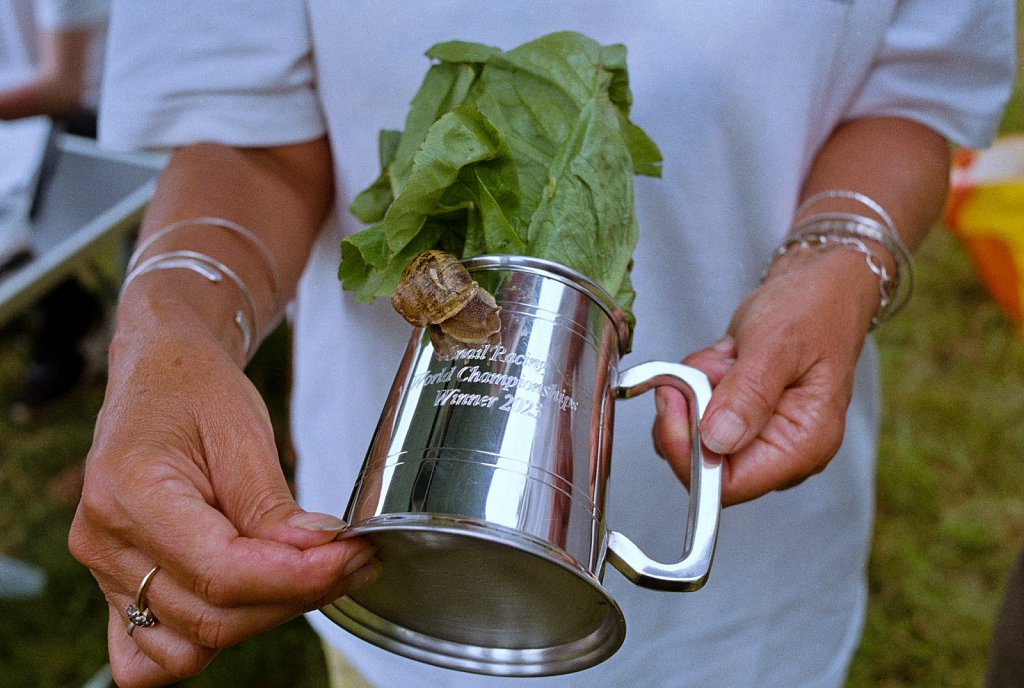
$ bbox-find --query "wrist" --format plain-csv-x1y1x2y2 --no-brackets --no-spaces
763,242,885,330
118,216,285,366
766,211,913,329
113,269,250,368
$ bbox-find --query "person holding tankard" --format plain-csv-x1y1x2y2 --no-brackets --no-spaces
69,2,1015,687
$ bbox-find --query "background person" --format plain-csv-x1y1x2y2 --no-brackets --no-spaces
0,0,107,598
0,0,109,417
69,2,1016,687
986,547,1024,687
0,0,107,133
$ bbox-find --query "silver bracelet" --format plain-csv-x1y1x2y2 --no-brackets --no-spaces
769,215,914,328
794,190,913,295
771,232,894,329
791,212,913,282
121,250,259,360
795,189,897,236
127,216,281,312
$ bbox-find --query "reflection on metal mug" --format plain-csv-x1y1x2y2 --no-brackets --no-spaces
322,255,722,677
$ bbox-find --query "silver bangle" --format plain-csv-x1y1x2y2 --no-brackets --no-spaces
772,232,894,329
769,215,914,328
794,190,912,296
792,213,914,300
127,216,281,312
795,190,897,236
121,250,259,360
791,212,913,278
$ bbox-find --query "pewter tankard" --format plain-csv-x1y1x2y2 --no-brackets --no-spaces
322,255,721,677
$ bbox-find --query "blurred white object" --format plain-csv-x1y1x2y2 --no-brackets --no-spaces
81,663,113,688
0,553,46,599
0,115,53,270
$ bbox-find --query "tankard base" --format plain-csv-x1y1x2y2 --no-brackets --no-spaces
321,515,626,677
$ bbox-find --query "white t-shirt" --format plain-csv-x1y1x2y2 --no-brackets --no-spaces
98,2,1015,687
0,0,108,107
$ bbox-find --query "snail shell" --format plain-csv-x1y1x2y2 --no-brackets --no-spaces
392,250,502,357
391,249,477,326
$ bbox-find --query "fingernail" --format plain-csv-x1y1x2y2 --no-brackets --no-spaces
703,409,745,454
287,512,348,532
712,336,736,353
346,559,383,591
343,547,378,577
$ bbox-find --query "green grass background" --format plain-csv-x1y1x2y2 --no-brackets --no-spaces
2,15,1023,688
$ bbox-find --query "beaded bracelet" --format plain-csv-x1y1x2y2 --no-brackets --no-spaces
121,250,259,361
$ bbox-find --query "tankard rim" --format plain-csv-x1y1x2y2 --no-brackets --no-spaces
462,254,622,345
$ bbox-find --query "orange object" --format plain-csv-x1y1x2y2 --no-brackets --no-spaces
944,135,1024,335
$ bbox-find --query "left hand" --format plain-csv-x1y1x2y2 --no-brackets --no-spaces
653,245,880,506
69,311,378,687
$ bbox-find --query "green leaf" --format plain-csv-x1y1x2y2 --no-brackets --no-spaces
349,130,403,223
339,222,445,303
525,96,638,308
426,40,502,64
470,167,526,256
340,30,662,344
381,102,511,256
390,62,479,191
620,116,663,178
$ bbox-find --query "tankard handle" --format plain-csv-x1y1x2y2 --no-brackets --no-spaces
607,361,722,592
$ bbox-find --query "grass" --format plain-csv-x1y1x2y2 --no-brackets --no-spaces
0,320,329,688
844,14,1024,685
845,231,1024,688
2,19,1023,688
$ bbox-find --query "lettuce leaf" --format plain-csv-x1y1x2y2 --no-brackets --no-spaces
339,31,661,336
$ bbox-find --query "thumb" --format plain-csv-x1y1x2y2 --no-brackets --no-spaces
197,376,352,548
698,346,791,455
225,463,347,548
208,432,348,549
653,336,737,486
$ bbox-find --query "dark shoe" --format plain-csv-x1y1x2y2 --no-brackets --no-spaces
13,348,86,408
11,279,102,417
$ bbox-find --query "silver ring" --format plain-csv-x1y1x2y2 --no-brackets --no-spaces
125,565,160,637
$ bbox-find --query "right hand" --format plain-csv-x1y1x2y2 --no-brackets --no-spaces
653,244,877,506
69,303,378,688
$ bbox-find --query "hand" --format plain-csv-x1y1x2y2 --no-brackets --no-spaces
653,247,879,506
69,305,378,687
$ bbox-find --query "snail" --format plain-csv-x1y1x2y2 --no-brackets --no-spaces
391,249,501,355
